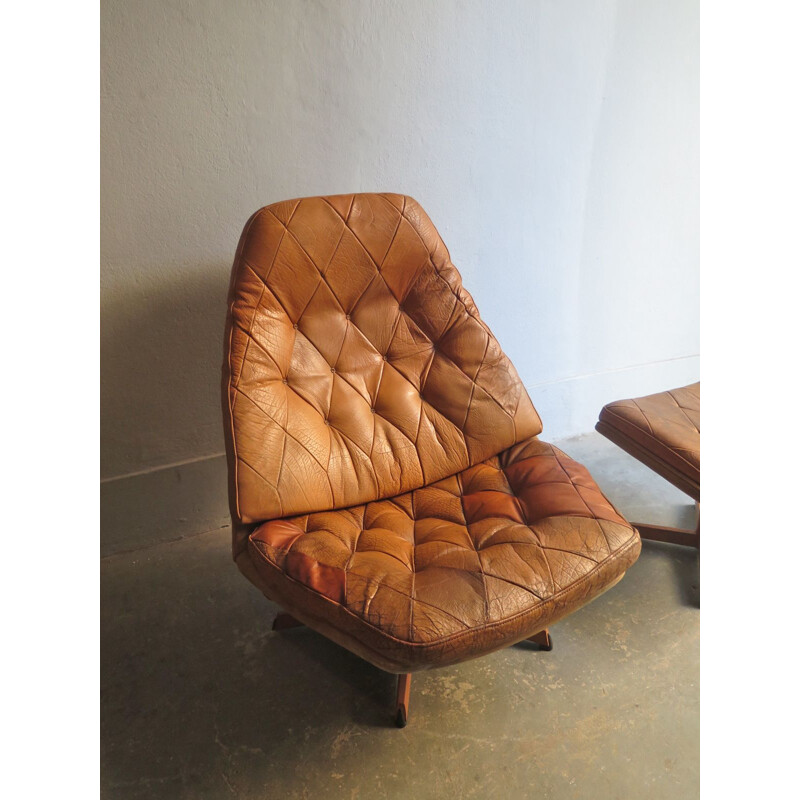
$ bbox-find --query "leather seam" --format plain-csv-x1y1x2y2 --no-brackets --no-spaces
550,447,614,557
226,207,273,521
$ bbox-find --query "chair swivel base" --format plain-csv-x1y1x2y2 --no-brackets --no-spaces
272,612,553,726
271,611,306,631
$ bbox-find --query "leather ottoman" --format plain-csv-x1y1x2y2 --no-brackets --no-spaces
596,383,700,547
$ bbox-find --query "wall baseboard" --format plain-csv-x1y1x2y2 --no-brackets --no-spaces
101,454,230,557
101,355,699,557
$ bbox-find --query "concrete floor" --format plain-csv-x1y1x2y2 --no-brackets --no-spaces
101,432,699,799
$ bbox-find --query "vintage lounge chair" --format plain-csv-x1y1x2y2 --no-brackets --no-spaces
222,193,641,726
596,383,700,548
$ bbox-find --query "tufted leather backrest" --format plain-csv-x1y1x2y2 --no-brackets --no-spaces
224,193,542,524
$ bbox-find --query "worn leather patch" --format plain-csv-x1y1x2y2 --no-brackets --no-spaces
284,550,346,604
251,519,305,551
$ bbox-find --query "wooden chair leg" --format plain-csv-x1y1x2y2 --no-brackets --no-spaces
395,673,411,728
272,612,305,631
526,628,552,651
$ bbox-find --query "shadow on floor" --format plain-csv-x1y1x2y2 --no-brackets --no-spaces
101,535,407,798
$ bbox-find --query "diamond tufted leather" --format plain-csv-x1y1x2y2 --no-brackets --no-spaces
225,193,541,527
597,383,700,500
223,193,641,673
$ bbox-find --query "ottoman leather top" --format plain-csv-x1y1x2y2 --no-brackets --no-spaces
598,383,700,488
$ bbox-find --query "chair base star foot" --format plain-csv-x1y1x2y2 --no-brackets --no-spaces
526,628,553,651
395,673,411,727
272,612,305,631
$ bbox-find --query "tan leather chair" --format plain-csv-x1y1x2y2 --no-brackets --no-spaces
222,193,641,725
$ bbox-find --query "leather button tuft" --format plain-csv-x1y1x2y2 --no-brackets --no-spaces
370,407,376,413
324,419,330,426
383,355,388,362
282,378,288,385
293,323,299,330
331,367,336,373
345,314,351,320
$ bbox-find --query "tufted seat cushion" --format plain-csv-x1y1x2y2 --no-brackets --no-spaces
246,437,639,672
597,383,700,500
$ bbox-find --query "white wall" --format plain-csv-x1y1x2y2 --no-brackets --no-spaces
102,0,698,487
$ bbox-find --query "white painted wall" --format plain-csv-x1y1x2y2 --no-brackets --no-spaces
102,0,698,482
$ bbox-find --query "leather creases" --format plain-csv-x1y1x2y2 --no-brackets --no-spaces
225,193,542,523
223,193,641,673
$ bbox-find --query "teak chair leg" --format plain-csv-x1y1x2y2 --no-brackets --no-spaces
526,628,553,651
395,673,411,728
634,502,700,549
272,612,305,631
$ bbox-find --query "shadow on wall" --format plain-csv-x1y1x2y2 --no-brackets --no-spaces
101,263,233,481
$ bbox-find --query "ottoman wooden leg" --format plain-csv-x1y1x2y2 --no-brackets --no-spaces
634,503,700,549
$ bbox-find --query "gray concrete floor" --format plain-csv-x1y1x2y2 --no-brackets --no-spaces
101,432,699,799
